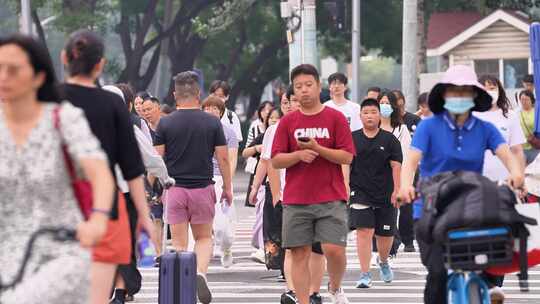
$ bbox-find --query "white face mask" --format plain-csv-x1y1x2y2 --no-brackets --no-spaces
488,90,499,105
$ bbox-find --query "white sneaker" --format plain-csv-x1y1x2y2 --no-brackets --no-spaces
328,285,349,304
250,249,265,264
489,286,505,304
221,249,233,268
370,254,377,266
213,242,221,258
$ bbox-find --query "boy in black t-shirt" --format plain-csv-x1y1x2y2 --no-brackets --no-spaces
344,99,402,289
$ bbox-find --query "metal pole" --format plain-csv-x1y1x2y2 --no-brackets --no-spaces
301,0,318,68
402,0,418,112
287,0,301,71
351,0,361,103
20,0,32,35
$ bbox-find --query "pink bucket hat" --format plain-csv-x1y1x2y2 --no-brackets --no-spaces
428,65,492,114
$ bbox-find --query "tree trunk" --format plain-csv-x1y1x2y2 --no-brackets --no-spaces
216,21,248,81
246,81,267,121
417,0,427,75
228,37,288,109
154,0,174,97
164,35,207,105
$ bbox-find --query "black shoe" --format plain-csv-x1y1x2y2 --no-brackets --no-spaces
196,274,212,304
404,244,416,252
281,290,298,304
124,294,134,302
110,289,126,304
277,274,286,282
310,292,323,304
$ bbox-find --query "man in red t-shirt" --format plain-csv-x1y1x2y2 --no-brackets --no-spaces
272,64,355,304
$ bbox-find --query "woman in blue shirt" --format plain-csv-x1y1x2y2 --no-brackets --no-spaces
398,65,524,304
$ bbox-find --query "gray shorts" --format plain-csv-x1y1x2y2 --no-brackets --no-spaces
282,201,348,248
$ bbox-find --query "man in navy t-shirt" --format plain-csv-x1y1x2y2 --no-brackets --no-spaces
154,71,232,304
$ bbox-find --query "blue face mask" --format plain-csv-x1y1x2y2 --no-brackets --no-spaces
380,103,393,118
443,97,475,114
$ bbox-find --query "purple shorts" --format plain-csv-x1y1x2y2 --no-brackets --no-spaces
165,185,216,225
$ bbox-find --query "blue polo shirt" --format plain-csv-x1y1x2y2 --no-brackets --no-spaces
412,111,505,219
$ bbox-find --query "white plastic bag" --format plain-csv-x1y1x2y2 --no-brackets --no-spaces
244,157,258,174
214,201,237,250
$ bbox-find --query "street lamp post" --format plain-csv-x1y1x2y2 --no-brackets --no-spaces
20,0,33,35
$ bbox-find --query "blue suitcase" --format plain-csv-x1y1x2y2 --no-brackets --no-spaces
158,251,197,304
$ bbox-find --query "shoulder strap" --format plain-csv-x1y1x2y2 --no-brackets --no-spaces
53,106,77,181
227,109,233,124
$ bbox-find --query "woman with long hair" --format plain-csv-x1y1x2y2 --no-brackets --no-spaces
376,91,413,256
246,101,274,147
0,34,114,303
473,75,526,301
378,91,412,160
60,29,155,304
244,102,274,208
476,75,526,180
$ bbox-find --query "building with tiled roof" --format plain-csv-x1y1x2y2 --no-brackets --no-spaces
425,9,531,90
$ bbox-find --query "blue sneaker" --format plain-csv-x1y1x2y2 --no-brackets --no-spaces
355,272,372,288
379,260,394,283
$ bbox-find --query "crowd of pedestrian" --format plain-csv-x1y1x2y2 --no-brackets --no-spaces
0,30,538,304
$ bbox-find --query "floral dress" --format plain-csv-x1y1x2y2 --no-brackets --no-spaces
0,102,106,304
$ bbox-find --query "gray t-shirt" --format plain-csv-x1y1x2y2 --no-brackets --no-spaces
154,109,226,188
213,124,239,176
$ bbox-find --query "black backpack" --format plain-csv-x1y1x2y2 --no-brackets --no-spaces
416,171,536,244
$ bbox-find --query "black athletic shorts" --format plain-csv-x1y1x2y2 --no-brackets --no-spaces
348,205,397,237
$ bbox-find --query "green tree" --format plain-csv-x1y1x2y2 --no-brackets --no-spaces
318,0,403,61
163,0,256,102
196,0,288,116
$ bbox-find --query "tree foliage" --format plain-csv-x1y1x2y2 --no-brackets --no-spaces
196,0,288,114
9,0,537,116
317,0,403,61
427,0,540,15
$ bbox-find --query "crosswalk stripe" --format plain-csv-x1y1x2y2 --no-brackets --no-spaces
138,285,540,291
134,292,540,299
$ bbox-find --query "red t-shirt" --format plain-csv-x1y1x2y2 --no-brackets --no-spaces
271,106,355,205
